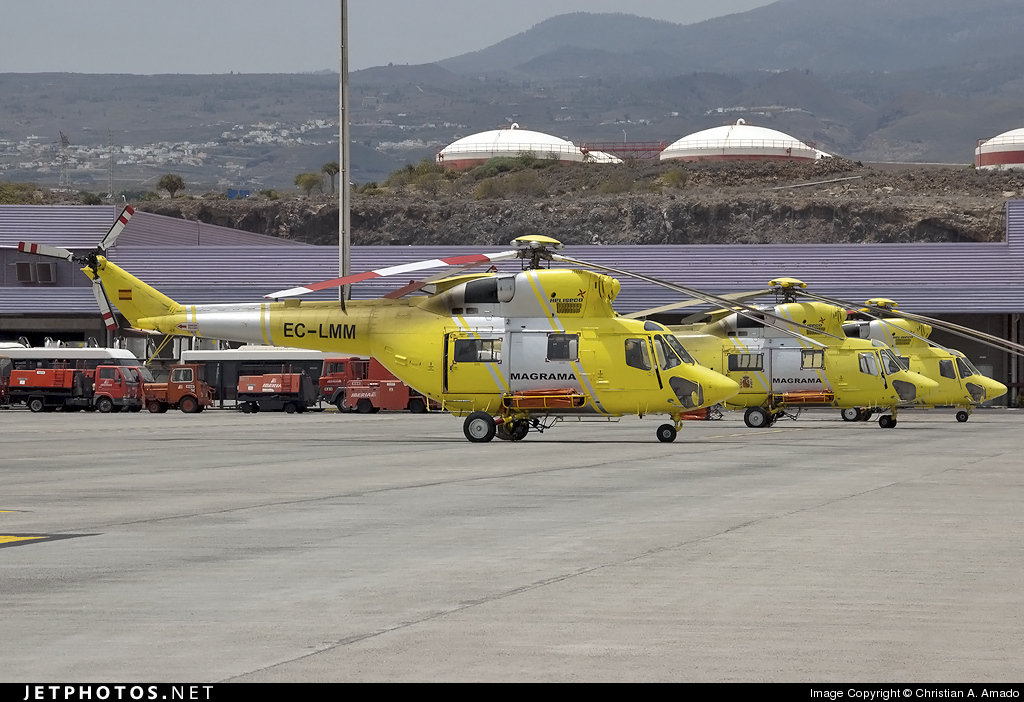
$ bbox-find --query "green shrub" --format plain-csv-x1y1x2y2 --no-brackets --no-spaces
662,169,689,188
507,170,547,197
474,178,506,199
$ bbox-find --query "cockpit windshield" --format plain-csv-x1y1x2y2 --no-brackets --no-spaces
879,349,904,375
653,335,682,370
663,334,695,364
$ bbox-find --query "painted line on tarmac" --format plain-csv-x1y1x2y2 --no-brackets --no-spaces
0,534,94,549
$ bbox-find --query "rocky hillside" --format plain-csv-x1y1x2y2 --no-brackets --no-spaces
136,160,1024,248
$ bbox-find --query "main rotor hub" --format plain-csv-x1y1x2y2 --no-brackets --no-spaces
511,234,564,270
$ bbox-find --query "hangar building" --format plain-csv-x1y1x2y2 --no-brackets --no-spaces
2,203,1022,402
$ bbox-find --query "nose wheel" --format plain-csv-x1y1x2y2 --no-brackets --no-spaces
656,424,677,443
956,410,970,423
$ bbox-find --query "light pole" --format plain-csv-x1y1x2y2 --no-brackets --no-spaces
339,0,351,306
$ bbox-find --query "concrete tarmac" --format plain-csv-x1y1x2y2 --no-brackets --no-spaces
1,408,1022,682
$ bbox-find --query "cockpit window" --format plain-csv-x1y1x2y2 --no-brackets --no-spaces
624,338,651,371
955,358,974,380
960,356,982,376
939,359,957,379
664,334,695,364
653,335,682,370
879,349,903,375
858,352,879,376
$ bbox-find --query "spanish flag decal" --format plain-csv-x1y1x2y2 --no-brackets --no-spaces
118,289,132,300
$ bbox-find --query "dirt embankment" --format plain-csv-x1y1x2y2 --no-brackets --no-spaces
137,160,1024,247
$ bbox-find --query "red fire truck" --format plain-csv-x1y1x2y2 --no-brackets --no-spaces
145,364,214,413
7,364,144,412
319,357,433,413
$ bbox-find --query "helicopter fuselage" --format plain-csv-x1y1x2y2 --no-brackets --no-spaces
674,301,938,413
844,318,1007,408
87,258,739,420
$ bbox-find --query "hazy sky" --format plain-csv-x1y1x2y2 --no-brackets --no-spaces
0,0,775,74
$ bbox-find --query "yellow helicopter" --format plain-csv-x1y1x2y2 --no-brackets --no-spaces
19,212,752,443
638,278,941,429
842,298,1010,422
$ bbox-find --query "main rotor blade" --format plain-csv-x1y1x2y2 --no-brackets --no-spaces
382,259,505,299
623,289,773,320
266,250,519,299
797,289,1024,357
92,280,118,331
98,205,135,253
552,254,840,345
796,289,952,352
17,242,74,260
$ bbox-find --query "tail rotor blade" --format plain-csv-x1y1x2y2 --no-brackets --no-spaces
97,205,135,253
92,280,118,331
18,242,74,260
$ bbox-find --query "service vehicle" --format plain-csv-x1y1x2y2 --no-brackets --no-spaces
7,364,143,413
236,369,317,413
319,357,432,413
144,363,214,413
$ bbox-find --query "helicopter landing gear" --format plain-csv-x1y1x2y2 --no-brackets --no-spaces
463,411,496,442
956,410,970,423
743,407,772,428
878,414,897,429
656,423,677,443
496,418,529,441
841,407,862,422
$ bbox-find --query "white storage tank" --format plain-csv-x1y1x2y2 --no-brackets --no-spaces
660,119,828,163
975,127,1024,170
437,123,619,169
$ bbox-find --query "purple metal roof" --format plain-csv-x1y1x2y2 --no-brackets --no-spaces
4,202,1024,316
0,205,305,249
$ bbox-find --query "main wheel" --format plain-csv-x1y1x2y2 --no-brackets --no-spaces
463,411,496,443
956,410,969,423
656,424,677,443
96,396,114,414
878,414,897,429
743,407,771,428
179,396,199,414
356,398,373,414
408,398,427,414
841,407,862,422
28,397,46,413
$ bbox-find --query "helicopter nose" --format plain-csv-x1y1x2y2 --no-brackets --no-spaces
891,371,938,402
694,366,740,407
913,372,940,400
980,377,1008,401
